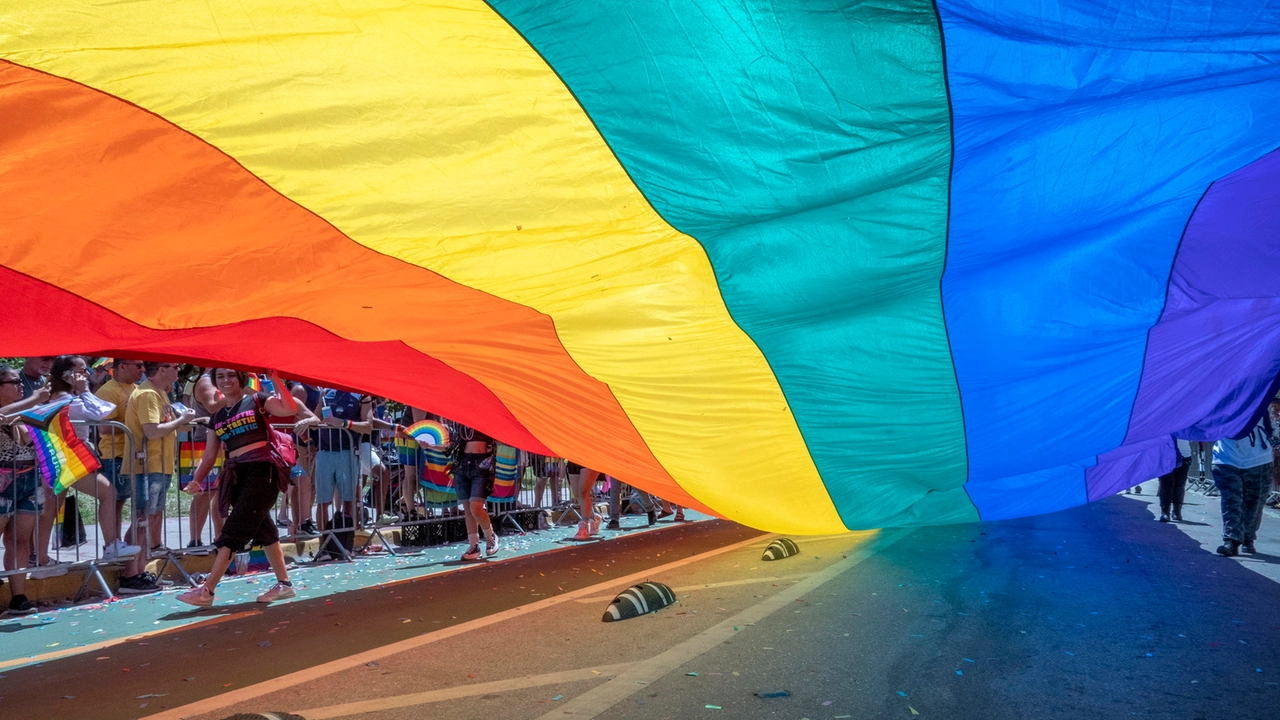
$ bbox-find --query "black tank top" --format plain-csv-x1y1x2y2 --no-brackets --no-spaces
211,392,272,454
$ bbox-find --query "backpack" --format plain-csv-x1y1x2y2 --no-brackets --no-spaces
330,510,355,552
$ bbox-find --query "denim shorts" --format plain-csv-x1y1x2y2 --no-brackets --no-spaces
101,456,130,500
454,456,492,503
132,473,172,517
0,468,43,516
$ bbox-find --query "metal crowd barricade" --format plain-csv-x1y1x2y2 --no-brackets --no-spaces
301,426,362,562
174,422,362,564
4,409,679,614
0,419,140,602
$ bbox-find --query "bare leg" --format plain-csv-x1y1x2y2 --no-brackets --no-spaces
298,471,314,525
534,475,545,508
262,542,290,583
189,492,211,545
298,447,316,525
13,514,36,594
468,499,493,542
276,491,291,525
202,546,234,592
580,469,600,520
36,491,60,564
463,501,479,542
73,473,120,545
0,516,26,599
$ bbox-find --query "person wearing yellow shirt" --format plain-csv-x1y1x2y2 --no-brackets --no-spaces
95,359,144,542
118,361,194,595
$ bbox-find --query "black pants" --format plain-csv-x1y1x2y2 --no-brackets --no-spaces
214,462,281,552
1157,457,1189,513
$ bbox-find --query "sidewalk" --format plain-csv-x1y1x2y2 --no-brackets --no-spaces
1126,477,1280,584
0,510,709,671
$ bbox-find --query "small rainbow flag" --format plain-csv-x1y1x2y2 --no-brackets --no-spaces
19,399,101,493
244,374,261,392
405,420,450,447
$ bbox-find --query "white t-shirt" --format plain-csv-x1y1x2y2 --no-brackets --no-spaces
1213,417,1273,470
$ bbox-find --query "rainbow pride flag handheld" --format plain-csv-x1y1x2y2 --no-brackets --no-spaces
405,420,450,447
19,399,101,493
244,374,261,392
488,444,519,502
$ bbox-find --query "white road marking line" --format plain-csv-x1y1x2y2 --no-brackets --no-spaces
295,663,632,718
536,527,913,719
143,530,775,720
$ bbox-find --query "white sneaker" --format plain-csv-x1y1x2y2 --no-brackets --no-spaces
485,533,499,557
102,539,142,561
572,521,591,541
175,586,215,608
588,514,602,536
256,582,297,603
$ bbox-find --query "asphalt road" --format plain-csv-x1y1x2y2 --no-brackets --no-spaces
597,491,1280,720
4,483,1277,720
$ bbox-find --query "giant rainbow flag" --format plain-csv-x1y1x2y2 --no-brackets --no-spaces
2,2,1278,533
19,400,101,494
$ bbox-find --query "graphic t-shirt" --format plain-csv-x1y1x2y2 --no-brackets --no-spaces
211,392,273,455
94,378,136,459
318,389,365,452
124,380,176,475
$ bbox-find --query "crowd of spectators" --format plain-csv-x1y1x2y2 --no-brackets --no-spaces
11,353,1271,616
1,355,683,613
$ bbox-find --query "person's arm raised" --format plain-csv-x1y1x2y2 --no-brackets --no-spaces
262,370,299,418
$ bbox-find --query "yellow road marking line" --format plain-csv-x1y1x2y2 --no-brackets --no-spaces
143,530,775,720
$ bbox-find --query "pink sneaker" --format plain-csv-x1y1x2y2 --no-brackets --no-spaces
256,582,297,603
176,586,214,608
572,521,591,541
588,514,602,536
